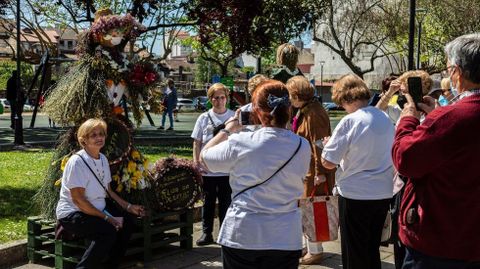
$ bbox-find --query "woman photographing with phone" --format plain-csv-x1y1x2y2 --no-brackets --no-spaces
200,80,311,269
376,70,432,125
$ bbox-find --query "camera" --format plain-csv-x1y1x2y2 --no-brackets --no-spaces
240,111,252,125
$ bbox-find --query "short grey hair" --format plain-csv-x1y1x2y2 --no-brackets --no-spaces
445,33,480,83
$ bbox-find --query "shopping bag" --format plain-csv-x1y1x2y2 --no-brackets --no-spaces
381,210,392,243
299,184,339,242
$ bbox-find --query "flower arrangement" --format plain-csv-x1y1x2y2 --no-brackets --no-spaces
112,149,152,193
151,157,203,211
90,12,146,44
129,62,159,87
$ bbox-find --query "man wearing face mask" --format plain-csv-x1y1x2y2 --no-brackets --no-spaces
392,33,480,269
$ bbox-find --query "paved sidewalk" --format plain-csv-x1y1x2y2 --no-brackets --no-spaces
12,221,395,269
0,112,201,150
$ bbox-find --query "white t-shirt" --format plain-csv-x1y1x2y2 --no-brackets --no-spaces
322,106,394,200
385,104,425,126
202,127,311,250
240,103,253,112
56,150,112,219
191,109,235,177
385,104,402,125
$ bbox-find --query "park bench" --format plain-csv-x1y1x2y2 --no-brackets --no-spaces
27,209,193,269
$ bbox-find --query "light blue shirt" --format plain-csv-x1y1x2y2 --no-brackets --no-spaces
322,106,395,200
202,127,311,250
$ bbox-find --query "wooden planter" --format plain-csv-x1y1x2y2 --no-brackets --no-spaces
27,209,193,269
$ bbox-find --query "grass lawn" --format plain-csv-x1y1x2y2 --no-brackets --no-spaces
0,145,192,244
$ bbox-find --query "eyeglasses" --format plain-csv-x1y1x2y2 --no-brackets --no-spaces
212,96,226,101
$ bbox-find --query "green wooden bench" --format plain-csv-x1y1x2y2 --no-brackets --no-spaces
28,209,193,269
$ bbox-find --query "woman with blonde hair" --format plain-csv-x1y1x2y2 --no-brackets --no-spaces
271,43,303,83
56,118,145,269
376,70,433,124
286,75,335,265
191,83,235,246
321,74,394,269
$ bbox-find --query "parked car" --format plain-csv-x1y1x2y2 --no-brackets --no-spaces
193,96,208,111
323,102,344,111
176,98,196,111
0,98,10,110
0,98,34,111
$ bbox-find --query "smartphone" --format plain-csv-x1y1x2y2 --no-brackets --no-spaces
369,93,381,106
240,111,251,125
408,76,423,106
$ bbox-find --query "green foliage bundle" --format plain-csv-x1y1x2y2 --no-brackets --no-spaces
43,59,110,126
33,129,79,219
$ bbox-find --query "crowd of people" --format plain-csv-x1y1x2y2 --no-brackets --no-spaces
54,33,480,269
191,34,480,269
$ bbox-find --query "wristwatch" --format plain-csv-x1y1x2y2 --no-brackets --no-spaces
219,129,231,136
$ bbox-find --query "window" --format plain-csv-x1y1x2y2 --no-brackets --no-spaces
67,41,73,49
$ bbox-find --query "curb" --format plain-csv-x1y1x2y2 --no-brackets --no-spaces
0,204,213,268
0,136,193,152
0,239,27,269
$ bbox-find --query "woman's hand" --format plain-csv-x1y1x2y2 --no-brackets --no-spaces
224,109,242,133
322,136,330,147
400,93,421,120
195,160,210,174
106,216,123,230
388,80,402,95
127,204,146,217
418,95,437,115
314,175,327,186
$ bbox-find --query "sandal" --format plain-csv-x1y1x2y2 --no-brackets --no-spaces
299,253,323,265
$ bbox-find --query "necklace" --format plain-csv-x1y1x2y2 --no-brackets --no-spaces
90,155,105,184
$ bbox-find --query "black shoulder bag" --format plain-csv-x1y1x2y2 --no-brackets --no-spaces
207,112,226,136
75,154,121,211
233,137,303,200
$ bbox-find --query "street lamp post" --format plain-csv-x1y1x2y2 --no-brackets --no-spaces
319,60,325,101
14,0,24,145
408,0,416,70
416,8,427,69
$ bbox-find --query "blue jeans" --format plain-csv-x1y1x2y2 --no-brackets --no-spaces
161,108,173,128
402,247,480,269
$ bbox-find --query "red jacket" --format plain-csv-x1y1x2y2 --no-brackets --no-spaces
392,94,480,261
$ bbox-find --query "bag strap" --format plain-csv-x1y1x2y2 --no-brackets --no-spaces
75,153,111,199
207,111,217,127
233,137,303,200
207,111,228,127
309,180,330,198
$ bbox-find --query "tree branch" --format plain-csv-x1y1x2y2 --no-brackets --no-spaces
146,20,197,32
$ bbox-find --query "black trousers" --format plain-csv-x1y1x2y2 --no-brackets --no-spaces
8,99,16,128
392,190,406,269
402,247,480,269
339,195,390,269
201,176,232,234
58,203,135,269
222,246,302,269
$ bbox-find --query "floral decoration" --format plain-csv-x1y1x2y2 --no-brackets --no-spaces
129,62,159,87
112,149,152,193
90,13,146,43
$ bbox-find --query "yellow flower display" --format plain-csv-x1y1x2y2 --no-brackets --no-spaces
131,150,140,160
60,156,70,171
111,148,152,193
